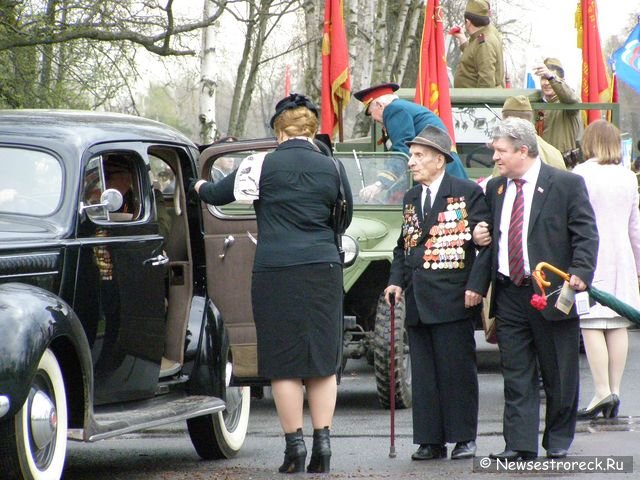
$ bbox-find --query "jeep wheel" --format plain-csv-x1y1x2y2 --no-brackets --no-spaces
373,293,412,409
0,348,68,480
187,358,250,459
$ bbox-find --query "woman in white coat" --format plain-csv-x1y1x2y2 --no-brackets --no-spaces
573,120,640,419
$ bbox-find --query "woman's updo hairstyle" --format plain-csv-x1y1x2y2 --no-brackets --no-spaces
270,93,319,139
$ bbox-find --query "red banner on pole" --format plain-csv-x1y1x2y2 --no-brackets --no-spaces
284,65,292,97
320,0,351,141
576,0,609,124
415,0,455,143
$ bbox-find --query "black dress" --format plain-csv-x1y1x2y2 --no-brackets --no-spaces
198,138,353,379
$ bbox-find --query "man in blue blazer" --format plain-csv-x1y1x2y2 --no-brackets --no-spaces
385,125,489,461
474,117,598,460
354,83,468,202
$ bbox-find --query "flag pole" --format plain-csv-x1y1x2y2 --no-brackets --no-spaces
337,98,344,143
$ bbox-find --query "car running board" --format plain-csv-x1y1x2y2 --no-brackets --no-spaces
68,392,225,442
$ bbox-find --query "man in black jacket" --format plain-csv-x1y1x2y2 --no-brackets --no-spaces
474,117,598,460
385,125,490,461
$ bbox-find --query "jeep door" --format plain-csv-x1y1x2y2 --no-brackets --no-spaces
75,147,168,404
198,139,277,382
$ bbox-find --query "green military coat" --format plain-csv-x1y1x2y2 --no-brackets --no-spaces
454,24,505,88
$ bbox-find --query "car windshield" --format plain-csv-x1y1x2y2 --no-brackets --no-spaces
0,147,63,216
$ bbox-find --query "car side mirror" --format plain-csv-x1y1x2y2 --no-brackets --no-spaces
80,188,123,214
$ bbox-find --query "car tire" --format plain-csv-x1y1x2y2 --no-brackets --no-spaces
373,293,412,409
0,348,68,480
187,357,250,459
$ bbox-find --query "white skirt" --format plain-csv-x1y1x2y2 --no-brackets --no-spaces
580,316,633,330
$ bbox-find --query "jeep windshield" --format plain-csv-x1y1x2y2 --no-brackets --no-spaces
0,147,63,216
208,149,409,213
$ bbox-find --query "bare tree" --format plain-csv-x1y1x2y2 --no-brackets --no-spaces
0,0,229,109
225,0,302,137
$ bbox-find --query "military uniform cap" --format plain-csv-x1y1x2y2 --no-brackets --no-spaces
465,0,490,17
353,82,400,115
502,95,532,112
543,57,565,78
406,125,454,163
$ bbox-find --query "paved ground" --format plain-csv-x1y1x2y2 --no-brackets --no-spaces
65,329,640,479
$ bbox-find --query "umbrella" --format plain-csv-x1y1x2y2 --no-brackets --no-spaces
532,262,640,325
388,294,397,459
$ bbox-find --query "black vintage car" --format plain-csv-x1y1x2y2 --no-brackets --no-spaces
0,110,275,479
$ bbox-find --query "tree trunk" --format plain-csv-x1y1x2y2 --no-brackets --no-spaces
227,2,257,136
199,0,219,144
234,0,273,137
302,0,323,100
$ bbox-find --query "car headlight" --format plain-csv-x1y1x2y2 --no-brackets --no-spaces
340,234,359,267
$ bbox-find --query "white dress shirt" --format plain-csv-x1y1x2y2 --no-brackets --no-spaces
421,170,445,216
498,158,542,278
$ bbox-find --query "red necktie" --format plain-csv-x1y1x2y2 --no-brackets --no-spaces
508,179,526,286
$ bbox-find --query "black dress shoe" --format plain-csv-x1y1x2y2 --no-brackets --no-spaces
546,448,568,459
411,444,447,460
451,440,477,460
489,449,537,461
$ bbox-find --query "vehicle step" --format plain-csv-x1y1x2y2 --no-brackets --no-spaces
68,393,224,442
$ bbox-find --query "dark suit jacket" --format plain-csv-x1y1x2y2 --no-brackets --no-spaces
482,162,599,320
388,173,490,325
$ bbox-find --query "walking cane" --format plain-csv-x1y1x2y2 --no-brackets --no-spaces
389,293,396,458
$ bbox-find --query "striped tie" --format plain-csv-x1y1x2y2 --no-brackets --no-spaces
508,179,526,286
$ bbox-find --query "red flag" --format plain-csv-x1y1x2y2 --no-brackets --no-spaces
576,0,609,124
284,65,292,97
321,0,351,141
414,0,455,143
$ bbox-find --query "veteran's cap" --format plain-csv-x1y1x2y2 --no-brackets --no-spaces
544,57,565,78
406,125,454,163
465,0,490,18
353,82,400,115
502,95,533,112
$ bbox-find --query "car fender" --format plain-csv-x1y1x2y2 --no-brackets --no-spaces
0,282,93,419
186,296,225,397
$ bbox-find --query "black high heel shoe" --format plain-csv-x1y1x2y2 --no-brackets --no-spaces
278,428,307,473
576,394,616,420
307,427,331,473
607,394,621,418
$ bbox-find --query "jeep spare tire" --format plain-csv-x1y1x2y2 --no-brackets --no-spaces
373,292,412,409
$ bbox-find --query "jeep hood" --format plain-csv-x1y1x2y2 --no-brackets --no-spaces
346,217,390,250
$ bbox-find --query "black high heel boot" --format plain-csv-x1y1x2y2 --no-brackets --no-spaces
307,427,331,473
278,428,307,473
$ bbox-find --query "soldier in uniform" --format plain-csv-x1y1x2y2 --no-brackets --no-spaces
452,0,505,88
499,96,566,172
384,125,490,461
532,58,582,166
354,82,468,202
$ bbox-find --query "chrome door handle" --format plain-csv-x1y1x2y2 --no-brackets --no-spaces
219,235,235,259
144,254,169,266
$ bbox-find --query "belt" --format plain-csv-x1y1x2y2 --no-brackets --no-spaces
496,272,532,287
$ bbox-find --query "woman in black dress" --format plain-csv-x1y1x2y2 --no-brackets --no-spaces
192,93,352,474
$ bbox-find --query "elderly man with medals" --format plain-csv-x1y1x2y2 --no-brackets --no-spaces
384,125,490,461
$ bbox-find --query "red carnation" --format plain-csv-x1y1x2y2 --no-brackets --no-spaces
530,294,547,311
